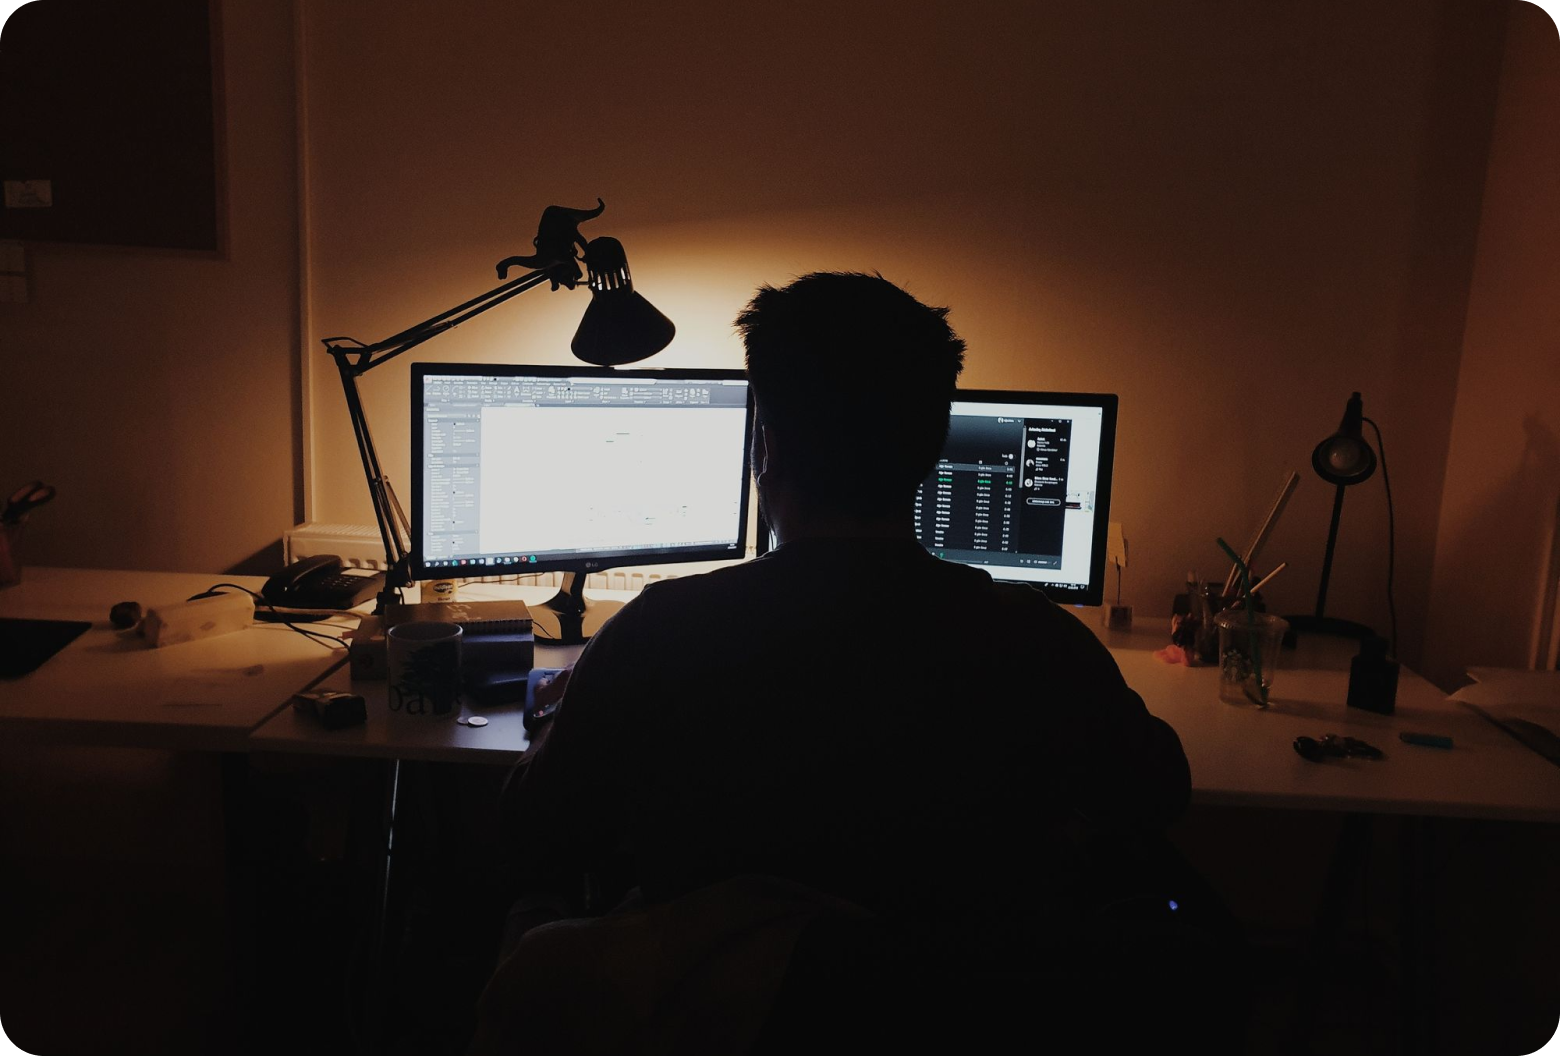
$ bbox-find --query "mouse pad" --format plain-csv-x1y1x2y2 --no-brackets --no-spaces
0,617,92,678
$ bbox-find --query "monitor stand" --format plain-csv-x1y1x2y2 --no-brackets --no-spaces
529,571,625,646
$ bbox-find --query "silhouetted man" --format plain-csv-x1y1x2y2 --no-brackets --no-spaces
478,273,1215,1054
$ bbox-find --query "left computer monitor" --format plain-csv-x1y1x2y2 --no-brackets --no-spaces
411,363,754,641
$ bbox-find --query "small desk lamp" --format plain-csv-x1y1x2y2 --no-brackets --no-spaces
322,199,675,614
1286,391,1379,640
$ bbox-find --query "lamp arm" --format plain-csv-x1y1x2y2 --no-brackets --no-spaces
321,264,569,612
328,354,407,612
323,267,558,375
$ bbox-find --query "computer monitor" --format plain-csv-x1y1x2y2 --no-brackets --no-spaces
914,390,1117,606
411,363,755,641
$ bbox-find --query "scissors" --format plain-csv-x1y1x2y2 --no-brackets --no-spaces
3,480,56,525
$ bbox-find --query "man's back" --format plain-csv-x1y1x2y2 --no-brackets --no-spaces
512,538,1190,924
481,272,1226,1054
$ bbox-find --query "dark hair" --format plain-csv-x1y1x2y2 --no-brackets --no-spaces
735,272,966,514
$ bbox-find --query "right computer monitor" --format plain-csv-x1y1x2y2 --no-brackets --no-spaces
914,390,1118,606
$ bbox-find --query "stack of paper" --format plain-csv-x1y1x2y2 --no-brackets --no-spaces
1452,668,1560,766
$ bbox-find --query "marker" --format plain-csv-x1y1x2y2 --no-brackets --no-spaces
1399,732,1454,750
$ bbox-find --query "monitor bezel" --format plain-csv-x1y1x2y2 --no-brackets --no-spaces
410,362,755,582
935,389,1118,607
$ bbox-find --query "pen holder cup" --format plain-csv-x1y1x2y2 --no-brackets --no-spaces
1171,582,1229,666
0,523,21,588
1214,611,1289,707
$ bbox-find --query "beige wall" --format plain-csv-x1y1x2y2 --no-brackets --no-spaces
300,0,1507,668
0,1,1528,673
0,0,301,575
1424,2,1560,688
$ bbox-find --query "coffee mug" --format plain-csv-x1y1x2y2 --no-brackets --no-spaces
387,621,463,722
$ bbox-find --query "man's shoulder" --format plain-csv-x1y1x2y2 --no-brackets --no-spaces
633,558,773,605
613,553,1091,650
592,561,774,638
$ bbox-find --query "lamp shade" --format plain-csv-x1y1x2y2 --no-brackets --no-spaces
1311,391,1376,486
571,236,676,366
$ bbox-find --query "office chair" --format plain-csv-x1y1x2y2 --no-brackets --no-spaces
754,827,1252,1055
470,873,869,1056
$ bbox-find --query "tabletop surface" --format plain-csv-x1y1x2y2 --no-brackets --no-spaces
0,567,349,752
254,583,1560,822
248,582,592,764
9,570,1560,821
1095,619,1560,823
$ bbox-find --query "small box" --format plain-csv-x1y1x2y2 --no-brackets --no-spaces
292,690,367,730
143,591,255,647
462,631,535,673
348,614,387,680
1346,638,1399,715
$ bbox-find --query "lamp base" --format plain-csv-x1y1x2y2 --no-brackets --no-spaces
1282,614,1376,648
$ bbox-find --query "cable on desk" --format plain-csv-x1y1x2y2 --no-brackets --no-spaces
201,583,350,651
1362,417,1397,657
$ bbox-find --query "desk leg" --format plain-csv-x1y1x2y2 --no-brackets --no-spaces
366,757,402,1054
219,752,254,1042
1289,812,1373,1054
375,758,402,963
1400,815,1438,1056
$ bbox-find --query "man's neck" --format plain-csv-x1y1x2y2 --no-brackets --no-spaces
769,504,915,547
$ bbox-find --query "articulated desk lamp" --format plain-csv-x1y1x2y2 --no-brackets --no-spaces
322,199,676,618
1285,391,1395,646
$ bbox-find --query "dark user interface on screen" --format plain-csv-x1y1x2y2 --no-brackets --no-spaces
913,415,1072,572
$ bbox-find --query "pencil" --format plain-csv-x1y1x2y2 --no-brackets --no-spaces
1223,472,1300,597
1247,561,1288,597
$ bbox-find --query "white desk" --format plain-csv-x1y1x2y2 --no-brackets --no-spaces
1094,620,1560,823
243,585,1560,823
0,567,350,752
9,569,1553,822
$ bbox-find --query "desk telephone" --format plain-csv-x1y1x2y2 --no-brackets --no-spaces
261,554,384,611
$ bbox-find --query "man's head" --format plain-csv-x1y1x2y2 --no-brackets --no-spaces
735,272,966,520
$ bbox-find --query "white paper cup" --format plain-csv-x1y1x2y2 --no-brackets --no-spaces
387,621,463,723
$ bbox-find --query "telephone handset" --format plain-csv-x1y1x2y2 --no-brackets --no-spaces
260,554,384,612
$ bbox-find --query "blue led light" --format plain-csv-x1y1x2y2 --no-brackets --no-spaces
1167,900,1179,912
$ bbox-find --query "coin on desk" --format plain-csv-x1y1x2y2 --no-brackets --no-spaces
459,715,489,727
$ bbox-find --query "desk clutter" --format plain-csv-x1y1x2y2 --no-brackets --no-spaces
141,590,256,646
291,688,368,730
1293,733,1385,762
334,599,537,729
349,599,535,681
1153,471,1302,709
4,567,1557,810
99,591,260,648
